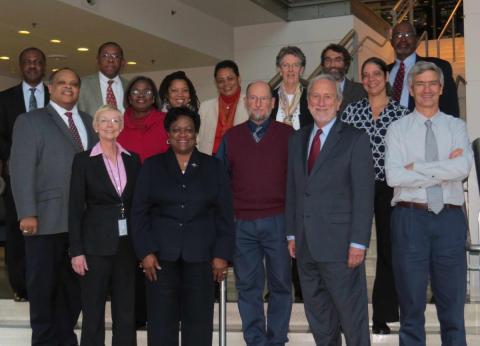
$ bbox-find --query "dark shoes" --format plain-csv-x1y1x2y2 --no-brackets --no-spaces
13,292,28,302
372,321,391,335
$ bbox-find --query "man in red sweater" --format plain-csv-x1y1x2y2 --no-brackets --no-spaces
216,81,293,346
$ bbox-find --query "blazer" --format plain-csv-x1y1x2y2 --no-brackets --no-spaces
339,78,367,115
388,54,459,117
10,104,97,235
197,95,249,155
77,73,129,117
270,85,313,128
285,119,375,262
69,149,141,257
131,148,234,263
0,83,50,162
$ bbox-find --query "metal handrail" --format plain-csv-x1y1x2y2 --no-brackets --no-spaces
456,75,466,88
436,0,463,61
391,0,417,24
417,30,429,57
350,35,389,60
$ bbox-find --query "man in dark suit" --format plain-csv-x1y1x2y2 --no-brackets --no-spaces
286,74,375,345
10,68,97,345
0,47,49,302
388,21,459,117
320,44,366,115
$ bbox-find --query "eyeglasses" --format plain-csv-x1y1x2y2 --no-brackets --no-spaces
247,96,272,103
98,117,122,126
130,89,153,97
392,32,416,40
280,62,302,70
170,127,195,135
100,53,122,61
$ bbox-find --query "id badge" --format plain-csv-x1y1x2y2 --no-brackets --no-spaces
118,218,128,236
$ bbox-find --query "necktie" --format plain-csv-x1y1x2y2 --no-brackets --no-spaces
106,80,117,108
307,129,322,174
425,120,443,214
253,126,263,143
392,61,405,102
65,112,84,150
29,88,37,111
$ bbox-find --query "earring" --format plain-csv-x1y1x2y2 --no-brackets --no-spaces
167,139,170,145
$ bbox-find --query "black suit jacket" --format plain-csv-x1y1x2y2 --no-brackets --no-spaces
69,149,141,256
388,54,459,117
0,83,50,162
270,85,313,128
131,148,234,263
339,78,367,115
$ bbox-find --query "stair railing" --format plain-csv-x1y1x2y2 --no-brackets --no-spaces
391,0,417,25
437,0,463,62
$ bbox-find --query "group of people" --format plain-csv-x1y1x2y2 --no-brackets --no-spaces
0,20,470,346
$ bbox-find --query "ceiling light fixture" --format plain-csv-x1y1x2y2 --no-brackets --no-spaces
50,39,61,43
18,30,30,35
51,68,59,72
77,47,89,52
0,56,10,60
127,61,137,65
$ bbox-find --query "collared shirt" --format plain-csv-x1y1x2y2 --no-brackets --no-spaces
339,78,346,94
90,142,130,195
385,110,473,206
388,52,416,108
98,72,125,113
22,81,45,111
49,101,88,148
246,118,271,140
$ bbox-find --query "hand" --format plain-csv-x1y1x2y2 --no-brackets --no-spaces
347,246,366,269
71,255,88,276
288,240,296,258
19,217,38,236
449,148,463,159
212,257,228,282
404,163,414,171
142,254,161,282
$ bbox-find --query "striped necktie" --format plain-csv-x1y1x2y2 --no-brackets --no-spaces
29,88,37,111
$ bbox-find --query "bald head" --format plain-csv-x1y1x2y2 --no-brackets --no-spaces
245,81,274,124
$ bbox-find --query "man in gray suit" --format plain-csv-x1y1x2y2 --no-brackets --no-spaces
78,41,128,116
10,68,97,345
320,44,366,115
286,74,374,345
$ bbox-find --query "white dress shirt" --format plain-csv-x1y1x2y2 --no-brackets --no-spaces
49,101,88,149
388,53,417,108
98,72,125,113
22,81,45,111
385,110,473,206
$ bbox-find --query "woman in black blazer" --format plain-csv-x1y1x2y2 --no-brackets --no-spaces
69,105,141,346
131,107,234,346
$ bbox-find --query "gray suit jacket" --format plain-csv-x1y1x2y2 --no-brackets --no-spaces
10,104,97,235
339,78,366,115
285,119,374,262
77,73,129,117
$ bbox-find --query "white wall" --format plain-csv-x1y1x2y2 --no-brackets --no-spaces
0,75,20,91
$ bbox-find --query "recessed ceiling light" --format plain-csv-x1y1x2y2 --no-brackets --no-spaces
0,56,10,60
77,47,89,52
127,61,137,65
50,39,61,44
51,68,59,72
18,30,30,35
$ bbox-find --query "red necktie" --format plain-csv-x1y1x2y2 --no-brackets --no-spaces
65,112,84,150
106,80,117,108
307,129,322,174
392,61,405,102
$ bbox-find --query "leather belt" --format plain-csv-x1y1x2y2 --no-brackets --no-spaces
396,201,461,211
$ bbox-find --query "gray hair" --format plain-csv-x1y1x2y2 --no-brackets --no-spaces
275,46,306,68
407,61,444,88
307,74,343,102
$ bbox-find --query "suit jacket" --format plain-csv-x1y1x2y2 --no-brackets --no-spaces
10,104,97,235
69,149,141,257
339,78,367,116
131,148,234,263
270,85,313,128
388,54,459,117
77,73,129,117
0,83,50,162
197,95,249,155
285,119,375,262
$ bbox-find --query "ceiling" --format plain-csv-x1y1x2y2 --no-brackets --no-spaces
0,0,283,79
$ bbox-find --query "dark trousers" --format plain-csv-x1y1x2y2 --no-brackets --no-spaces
372,181,399,323
145,259,214,346
297,239,370,346
3,176,27,296
79,238,137,346
25,233,81,346
234,214,292,346
391,206,467,346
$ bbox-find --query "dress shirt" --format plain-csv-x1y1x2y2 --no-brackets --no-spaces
385,110,473,206
49,101,88,149
339,78,346,94
388,53,416,108
22,81,45,111
90,142,130,195
98,72,125,113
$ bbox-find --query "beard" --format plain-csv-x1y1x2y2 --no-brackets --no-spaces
249,111,268,123
324,68,345,81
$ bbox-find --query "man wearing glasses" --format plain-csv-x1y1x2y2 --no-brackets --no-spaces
388,22,459,117
78,41,128,116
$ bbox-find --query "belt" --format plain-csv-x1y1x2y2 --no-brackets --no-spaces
396,201,461,211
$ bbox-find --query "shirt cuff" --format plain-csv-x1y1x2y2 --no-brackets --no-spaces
287,235,295,241
350,242,366,250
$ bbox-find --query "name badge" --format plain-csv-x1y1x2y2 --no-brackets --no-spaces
118,218,128,236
